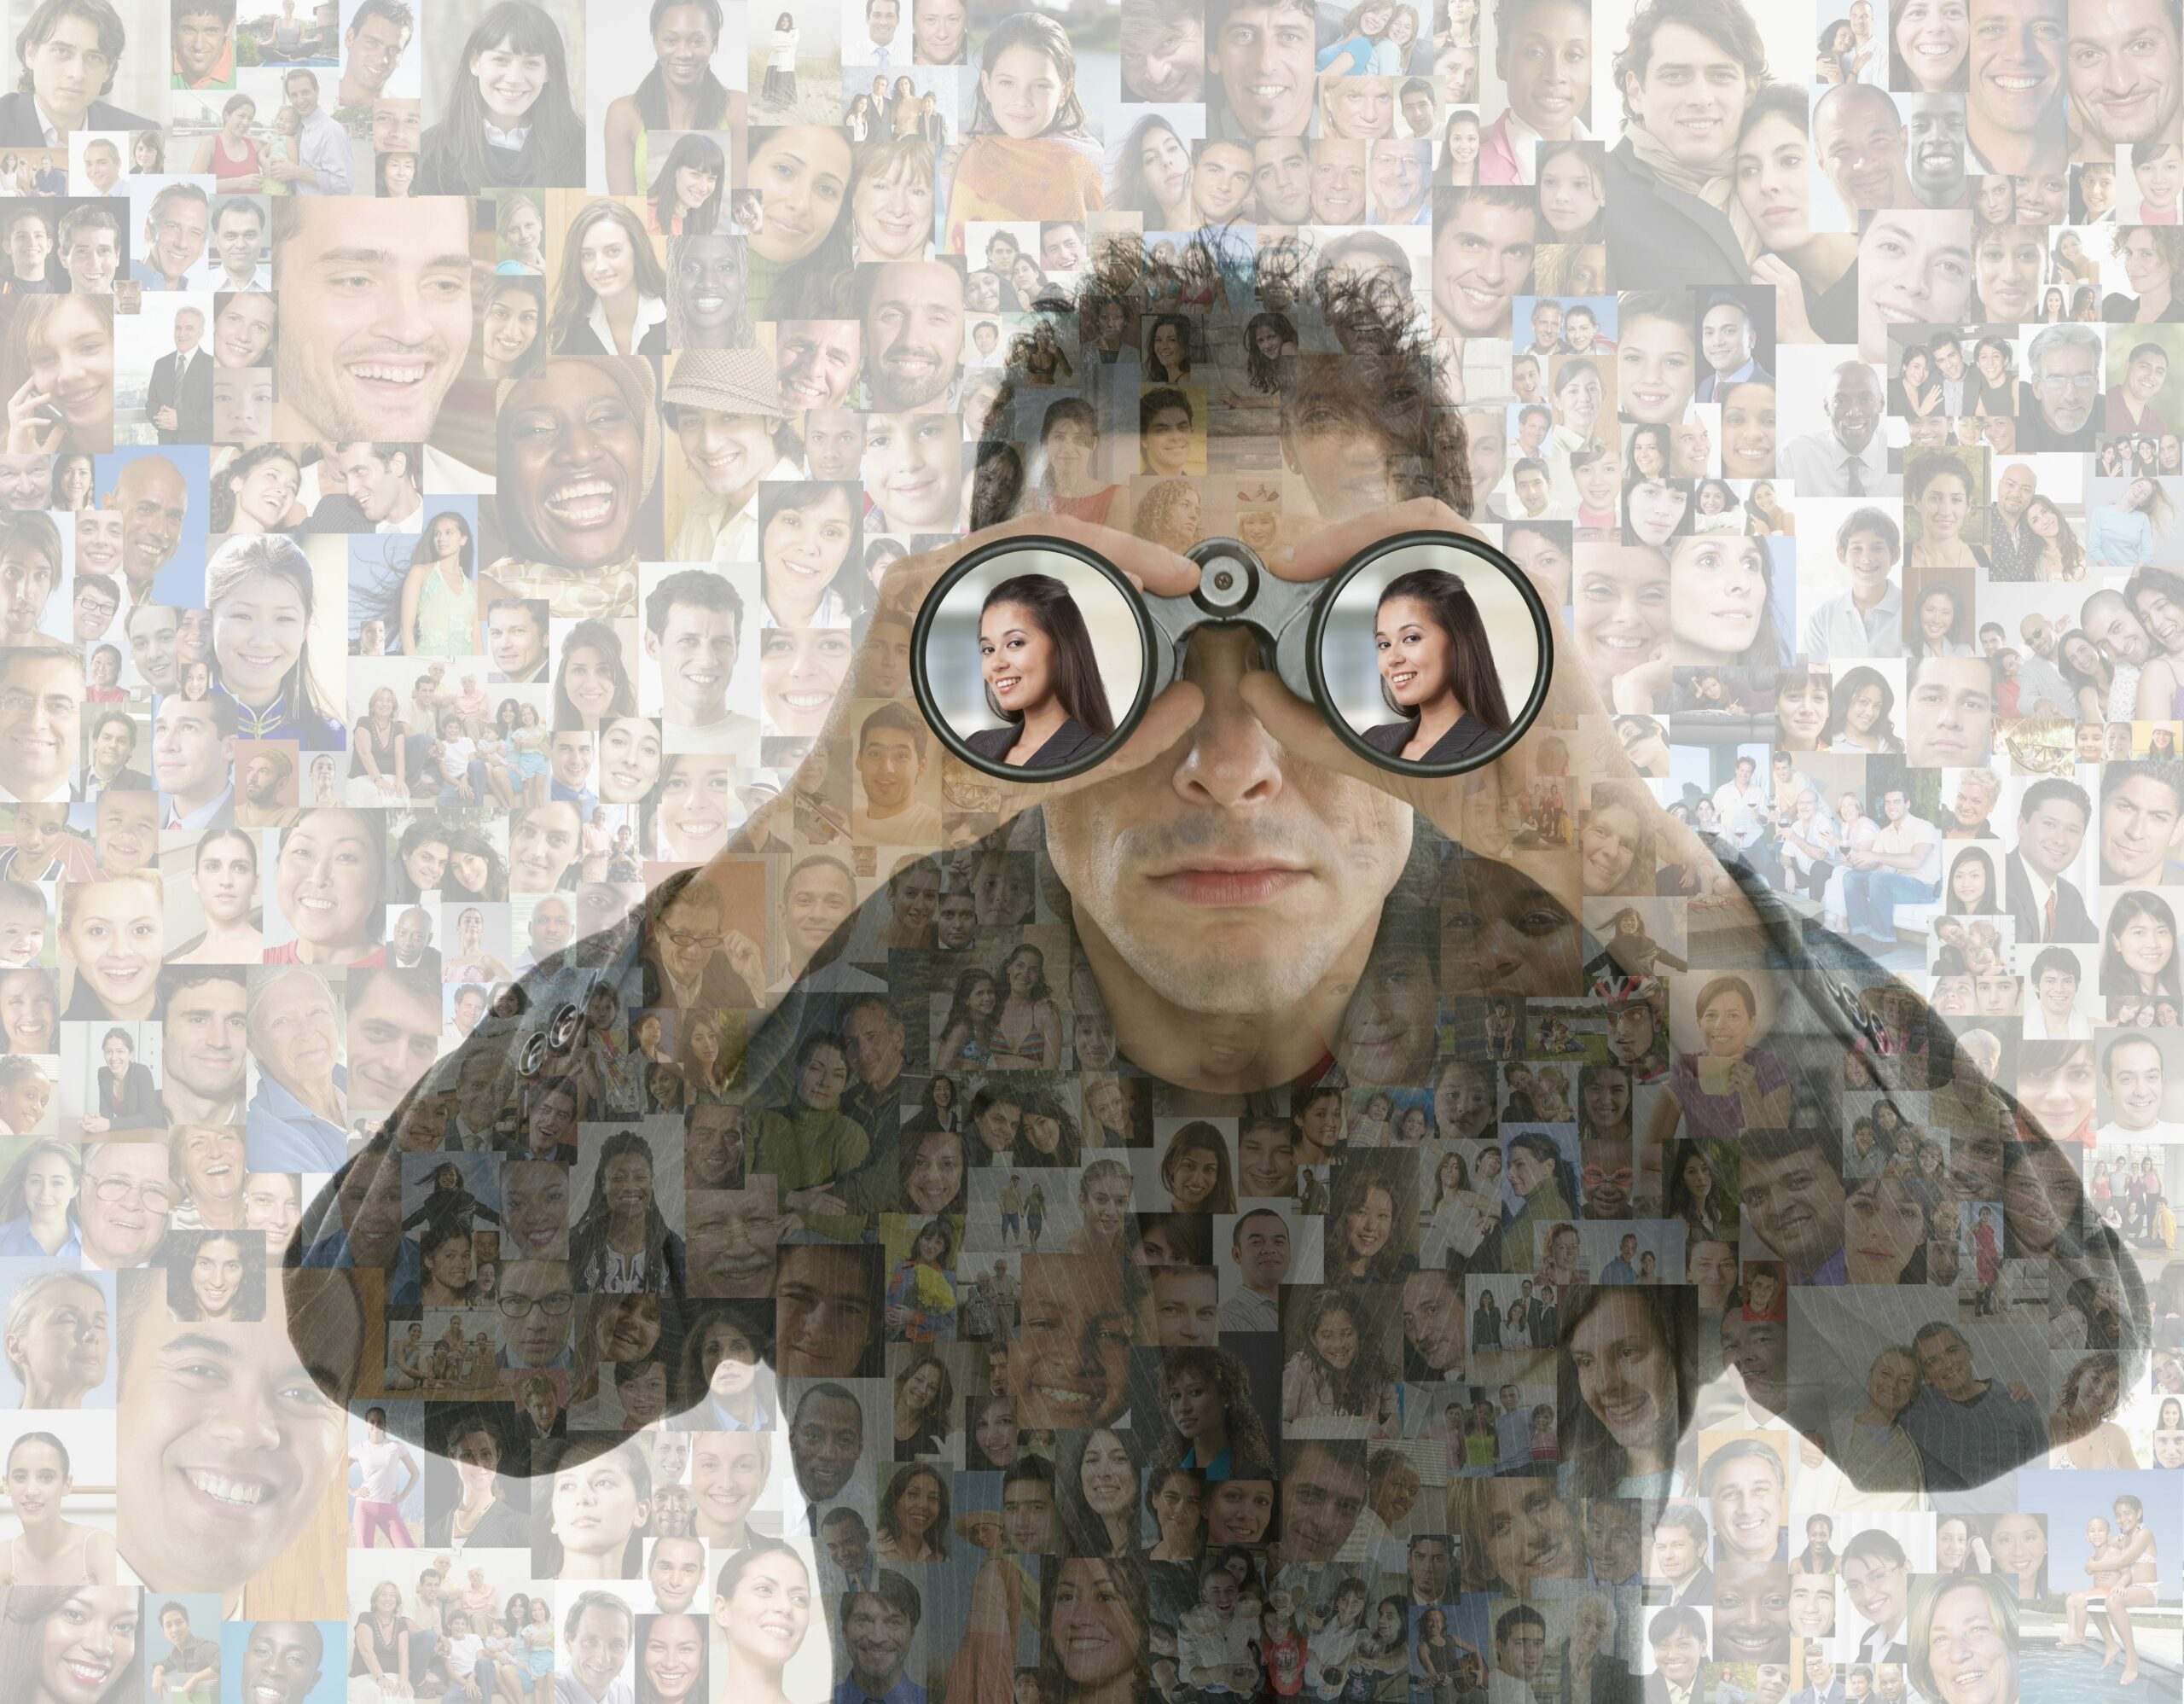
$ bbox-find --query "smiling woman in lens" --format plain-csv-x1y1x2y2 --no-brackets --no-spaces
967,573,1115,767
1360,567,1512,765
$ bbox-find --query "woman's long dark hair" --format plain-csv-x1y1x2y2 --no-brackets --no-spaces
634,0,729,129
569,1129,680,1288
1145,311,1194,381
649,132,727,236
1159,1119,1237,1213
2104,889,2183,995
1554,1284,1699,1498
553,618,639,728
1244,311,1298,392
979,573,1117,735
1374,567,1512,730
1289,1288,1397,1416
0,1586,142,1701
1946,846,1997,915
413,511,476,575
877,1463,951,1557
1821,663,1900,745
427,2,585,189
164,1226,267,1322
1055,1424,1150,1557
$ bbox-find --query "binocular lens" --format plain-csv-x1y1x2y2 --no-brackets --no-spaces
909,531,1552,782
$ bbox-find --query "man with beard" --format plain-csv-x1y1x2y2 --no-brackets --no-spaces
234,748,299,829
2018,323,2105,450
859,259,964,411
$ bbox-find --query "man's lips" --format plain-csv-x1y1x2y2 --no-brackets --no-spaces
1147,860,1311,904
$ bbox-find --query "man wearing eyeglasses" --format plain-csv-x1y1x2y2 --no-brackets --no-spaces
78,1136,174,1269
2016,323,2105,450
638,870,759,1011
497,1258,575,1370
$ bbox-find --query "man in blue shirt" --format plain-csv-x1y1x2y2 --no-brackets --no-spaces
832,1573,925,1704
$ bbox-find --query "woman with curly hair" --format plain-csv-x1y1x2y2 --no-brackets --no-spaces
1131,477,1203,553
2106,224,2184,322
1282,1288,1397,1434
1154,1346,1276,1476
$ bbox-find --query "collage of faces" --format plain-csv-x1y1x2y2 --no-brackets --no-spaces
0,1,2171,1704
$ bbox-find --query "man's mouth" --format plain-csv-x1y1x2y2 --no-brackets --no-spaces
182,1463,277,1514
346,356,435,390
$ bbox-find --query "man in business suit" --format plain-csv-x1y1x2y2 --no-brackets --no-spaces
2002,776,2095,944
1642,1605,1709,1704
143,310,213,446
1695,294,1772,403
1647,1503,1713,1607
1788,1649,1844,1704
0,0,160,147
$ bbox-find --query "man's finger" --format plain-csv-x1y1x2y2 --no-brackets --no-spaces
1263,496,1476,582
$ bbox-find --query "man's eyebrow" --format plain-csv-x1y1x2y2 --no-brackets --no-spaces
311,247,472,271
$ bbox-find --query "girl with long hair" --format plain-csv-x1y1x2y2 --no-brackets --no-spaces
945,13,1105,250
1946,846,1999,915
1327,1159,1418,1282
549,199,671,358
1360,567,1513,764
568,1129,688,1294
648,132,725,236
554,619,640,730
1159,1120,1237,1214
1824,665,1904,753
209,443,300,535
1555,1286,1698,1498
886,1223,961,1347
967,573,1118,767
2,294,114,457
1109,114,1194,230
876,1463,950,1562
2024,493,2086,579
417,1,586,193
1439,108,1481,184
1155,1346,1277,1474
398,512,477,657
1282,1288,1397,1434
1036,398,1119,525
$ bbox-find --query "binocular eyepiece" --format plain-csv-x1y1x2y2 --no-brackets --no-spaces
909,529,1554,782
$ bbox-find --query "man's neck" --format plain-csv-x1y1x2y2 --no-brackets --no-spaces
851,1667,901,1698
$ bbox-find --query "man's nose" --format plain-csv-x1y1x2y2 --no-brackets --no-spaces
1170,625,1285,807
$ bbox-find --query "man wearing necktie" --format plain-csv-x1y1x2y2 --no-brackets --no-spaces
865,0,900,64
1780,362,1890,498
2002,777,2095,944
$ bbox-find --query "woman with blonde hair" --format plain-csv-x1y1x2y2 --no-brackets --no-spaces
2,294,114,456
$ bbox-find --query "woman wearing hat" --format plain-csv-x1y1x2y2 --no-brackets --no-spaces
479,354,663,622
665,348,804,563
